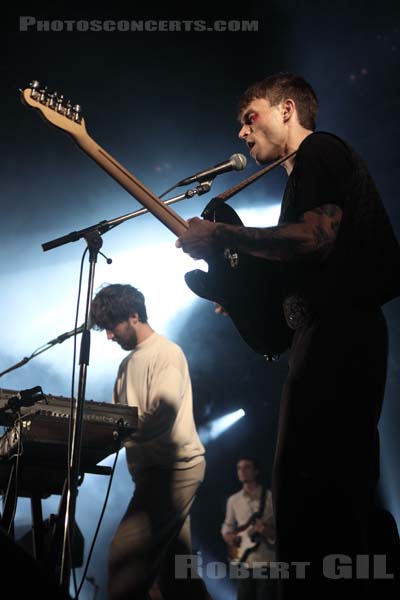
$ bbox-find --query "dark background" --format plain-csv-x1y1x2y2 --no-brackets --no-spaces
2,2,400,598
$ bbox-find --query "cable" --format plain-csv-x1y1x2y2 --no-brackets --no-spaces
74,449,120,598
6,413,23,535
159,182,179,199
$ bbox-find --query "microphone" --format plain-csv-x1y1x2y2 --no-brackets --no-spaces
0,386,45,413
177,153,247,186
47,324,85,345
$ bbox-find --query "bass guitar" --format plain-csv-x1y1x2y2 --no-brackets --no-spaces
21,81,292,357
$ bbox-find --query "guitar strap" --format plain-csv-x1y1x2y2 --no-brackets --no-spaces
258,485,266,518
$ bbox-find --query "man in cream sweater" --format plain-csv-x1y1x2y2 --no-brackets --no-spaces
90,283,209,600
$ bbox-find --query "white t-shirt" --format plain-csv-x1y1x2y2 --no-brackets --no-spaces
113,332,205,478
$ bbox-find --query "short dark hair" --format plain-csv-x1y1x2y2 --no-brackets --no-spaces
237,456,261,472
238,72,319,131
90,284,148,330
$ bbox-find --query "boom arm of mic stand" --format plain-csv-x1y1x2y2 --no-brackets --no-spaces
106,181,212,229
0,327,84,379
41,180,214,252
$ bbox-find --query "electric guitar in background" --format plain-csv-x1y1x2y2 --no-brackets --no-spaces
228,512,275,565
21,81,293,357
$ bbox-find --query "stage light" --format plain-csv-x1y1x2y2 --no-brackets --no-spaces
199,408,245,444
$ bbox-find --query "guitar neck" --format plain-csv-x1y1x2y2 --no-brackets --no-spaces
76,131,188,237
234,522,252,535
21,85,188,237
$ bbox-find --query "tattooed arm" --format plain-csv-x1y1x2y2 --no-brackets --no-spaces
215,203,342,262
176,204,343,263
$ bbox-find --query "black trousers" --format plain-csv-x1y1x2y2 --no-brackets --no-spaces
272,307,398,599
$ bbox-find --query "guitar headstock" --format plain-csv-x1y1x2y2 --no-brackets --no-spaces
21,80,87,138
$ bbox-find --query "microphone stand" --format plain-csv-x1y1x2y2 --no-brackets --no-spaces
40,180,212,593
58,229,100,591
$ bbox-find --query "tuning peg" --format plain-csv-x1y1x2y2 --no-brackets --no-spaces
26,81,41,100
47,92,56,109
39,86,48,104
72,104,82,123
65,100,73,118
56,93,65,113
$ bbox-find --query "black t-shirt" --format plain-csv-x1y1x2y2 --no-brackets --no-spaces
279,132,400,307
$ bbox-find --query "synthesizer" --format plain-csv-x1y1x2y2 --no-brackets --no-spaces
0,387,138,469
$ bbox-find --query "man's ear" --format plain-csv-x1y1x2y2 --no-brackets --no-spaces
282,98,295,122
128,313,139,325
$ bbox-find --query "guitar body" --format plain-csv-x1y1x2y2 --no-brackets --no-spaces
184,203,294,356
227,509,274,565
229,530,261,565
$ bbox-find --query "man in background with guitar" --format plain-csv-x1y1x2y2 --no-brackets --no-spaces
90,284,210,600
177,73,400,598
222,457,276,600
